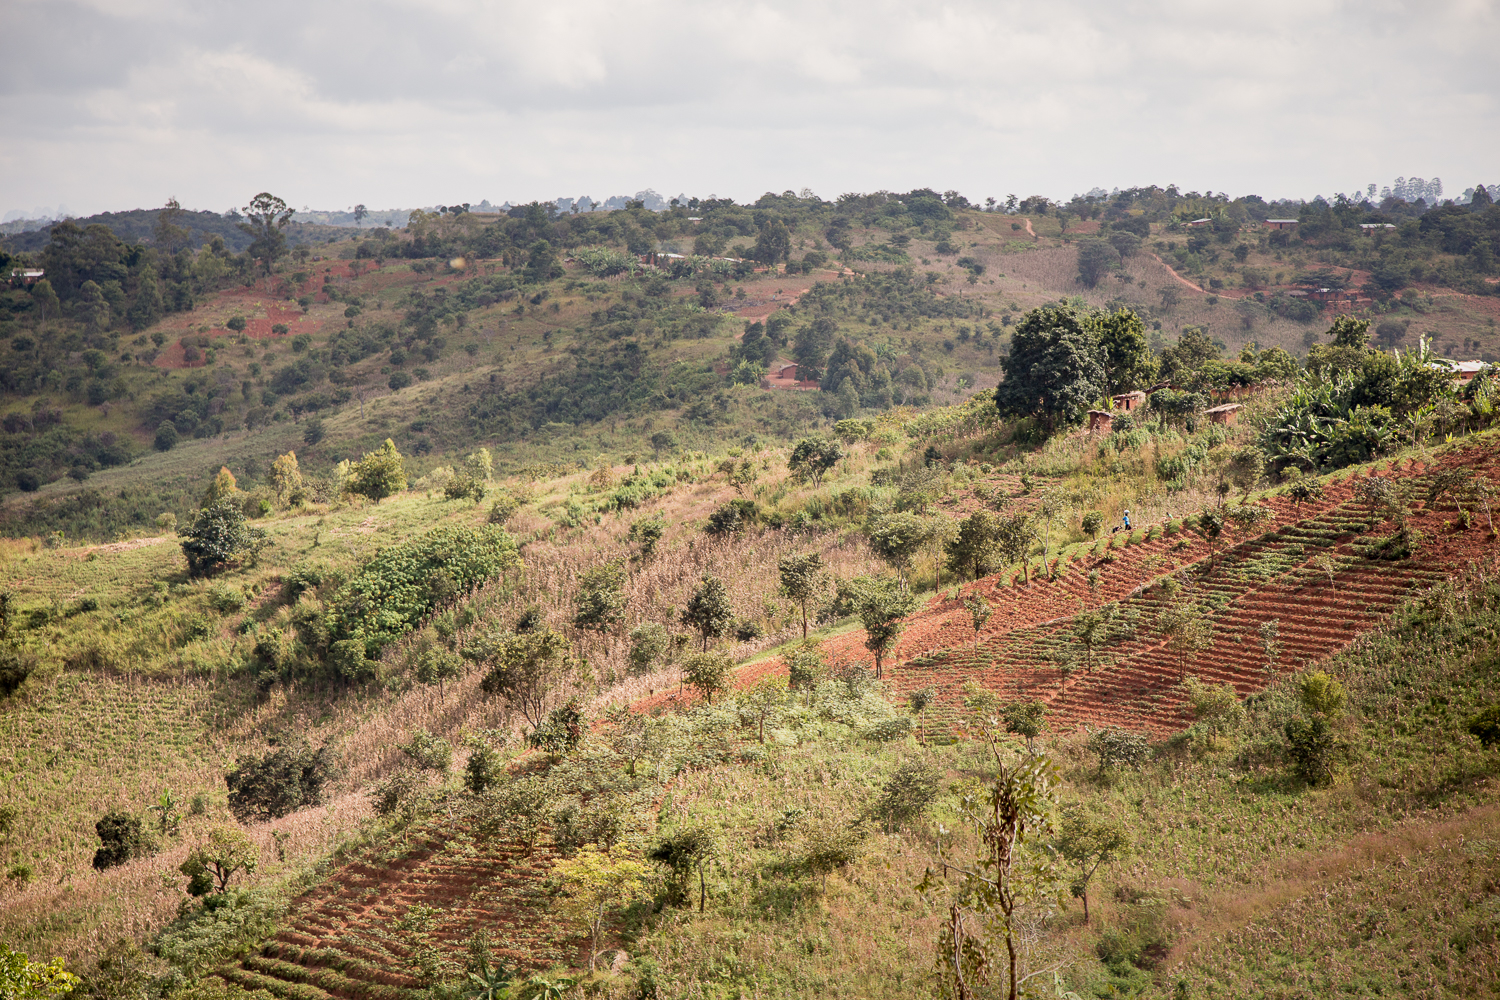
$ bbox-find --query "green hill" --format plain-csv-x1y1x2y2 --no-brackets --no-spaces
2,187,1499,1000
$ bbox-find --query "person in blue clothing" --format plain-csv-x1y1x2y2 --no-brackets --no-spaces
1122,510,1132,531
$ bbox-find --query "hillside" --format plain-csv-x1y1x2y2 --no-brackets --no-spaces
2,190,1499,1000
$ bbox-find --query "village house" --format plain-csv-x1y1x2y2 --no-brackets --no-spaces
1263,219,1299,230
1111,391,1146,412
1204,403,1243,426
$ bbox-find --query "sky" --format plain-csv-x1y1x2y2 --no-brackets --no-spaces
2,0,1497,220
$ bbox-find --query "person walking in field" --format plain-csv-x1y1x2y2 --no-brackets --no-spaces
1122,510,1132,532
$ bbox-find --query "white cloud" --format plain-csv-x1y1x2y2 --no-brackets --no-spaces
1,0,1496,216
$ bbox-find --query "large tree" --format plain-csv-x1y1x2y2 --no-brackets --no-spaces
778,553,824,640
994,305,1105,432
1095,308,1158,394
237,192,295,276
681,575,734,651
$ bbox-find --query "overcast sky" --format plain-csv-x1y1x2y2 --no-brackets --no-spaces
2,0,1497,219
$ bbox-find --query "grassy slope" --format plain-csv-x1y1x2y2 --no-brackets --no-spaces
3,214,1499,995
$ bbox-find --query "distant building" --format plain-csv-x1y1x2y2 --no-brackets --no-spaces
1358,223,1397,233
1442,360,1489,383
9,269,44,284
1087,410,1114,432
773,363,800,380
1186,218,1213,227
1111,391,1146,412
1204,403,1244,425
1263,219,1299,230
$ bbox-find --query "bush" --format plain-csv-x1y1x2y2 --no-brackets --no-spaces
207,584,246,614
868,759,942,832
225,742,338,822
526,697,585,756
155,420,179,452
488,492,522,525
1468,705,1500,748
92,810,145,871
180,498,264,577
1283,715,1338,785
344,439,407,503
323,524,520,662
1087,727,1151,770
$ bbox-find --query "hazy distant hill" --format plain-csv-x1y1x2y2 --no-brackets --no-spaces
1,207,350,253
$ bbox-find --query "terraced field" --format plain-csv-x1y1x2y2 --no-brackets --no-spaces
221,824,570,1000
857,448,1500,737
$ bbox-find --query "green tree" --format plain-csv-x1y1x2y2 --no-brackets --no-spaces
470,628,572,729
268,451,302,507
153,419,178,452
963,593,993,651
868,512,930,586
238,192,294,276
573,560,627,635
648,828,719,912
739,674,787,743
870,759,943,833
179,497,261,577
1000,701,1048,755
0,947,79,999
1076,240,1119,288
91,811,144,871
993,513,1037,584
1053,807,1130,924
946,511,1000,581
179,827,258,895
753,219,793,265
627,622,673,676
778,553,824,640
1155,600,1214,679
682,650,733,704
127,270,163,331
1095,308,1159,394
345,439,407,502
523,241,564,283
554,846,651,969
1328,315,1371,349
225,741,337,821
994,305,1105,432
918,738,1064,1000
857,579,918,678
788,437,843,487
681,576,734,651
793,317,836,377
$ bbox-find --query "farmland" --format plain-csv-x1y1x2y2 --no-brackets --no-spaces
2,189,1499,1000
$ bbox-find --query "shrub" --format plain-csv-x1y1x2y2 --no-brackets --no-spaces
1283,715,1338,785
323,524,520,662
225,742,338,822
180,498,264,577
92,810,145,871
207,584,246,614
868,759,942,832
1086,727,1151,770
1082,510,1105,538
444,476,487,504
526,697,585,756
155,420,179,452
463,742,505,794
343,439,407,502
488,492,522,525
862,716,914,743
1467,705,1500,748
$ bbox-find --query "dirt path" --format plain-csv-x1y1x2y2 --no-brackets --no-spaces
1024,218,1037,240
78,535,170,556
1147,251,1207,294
